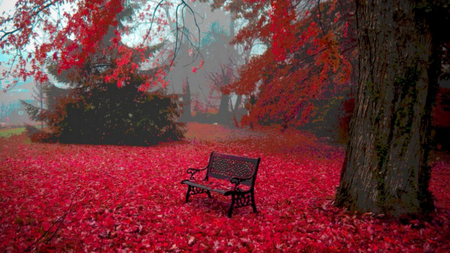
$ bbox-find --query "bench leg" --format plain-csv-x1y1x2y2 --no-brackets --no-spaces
251,192,257,213
185,185,192,203
207,190,212,198
228,195,235,218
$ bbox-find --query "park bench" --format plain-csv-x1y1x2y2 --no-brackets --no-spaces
181,152,261,217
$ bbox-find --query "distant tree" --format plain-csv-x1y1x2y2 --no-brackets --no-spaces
21,81,71,141
20,80,66,128
179,77,192,122
33,82,45,130
204,63,235,125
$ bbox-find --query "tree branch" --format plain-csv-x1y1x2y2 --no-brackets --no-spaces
24,188,80,252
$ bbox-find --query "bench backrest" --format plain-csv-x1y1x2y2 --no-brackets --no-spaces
206,152,261,187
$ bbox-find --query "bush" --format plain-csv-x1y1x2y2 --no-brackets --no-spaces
24,124,57,143
26,76,185,146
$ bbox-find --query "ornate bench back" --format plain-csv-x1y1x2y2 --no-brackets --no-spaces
207,152,260,187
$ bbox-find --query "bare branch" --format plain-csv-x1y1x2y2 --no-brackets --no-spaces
24,188,80,252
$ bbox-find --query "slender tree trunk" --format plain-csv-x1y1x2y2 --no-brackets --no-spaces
180,77,192,121
233,94,242,113
40,85,44,130
232,94,242,127
335,0,439,217
217,93,231,124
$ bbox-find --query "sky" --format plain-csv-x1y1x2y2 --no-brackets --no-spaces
0,0,16,63
0,0,15,13
0,0,35,106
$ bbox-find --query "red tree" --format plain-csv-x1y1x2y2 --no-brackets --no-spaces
0,0,200,90
215,0,356,129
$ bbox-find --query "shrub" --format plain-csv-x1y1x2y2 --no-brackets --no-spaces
25,76,185,146
55,82,185,146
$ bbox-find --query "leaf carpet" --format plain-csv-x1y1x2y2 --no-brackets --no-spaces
0,124,449,252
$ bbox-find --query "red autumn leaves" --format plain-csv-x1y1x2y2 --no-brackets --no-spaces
0,124,449,252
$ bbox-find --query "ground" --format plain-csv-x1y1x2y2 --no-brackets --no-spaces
0,123,449,252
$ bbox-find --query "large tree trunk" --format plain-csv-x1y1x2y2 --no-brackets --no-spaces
335,0,439,217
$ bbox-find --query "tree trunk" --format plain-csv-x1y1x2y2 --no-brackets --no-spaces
335,0,439,217
180,77,192,122
40,84,44,130
217,93,231,124
232,94,243,127
233,94,242,113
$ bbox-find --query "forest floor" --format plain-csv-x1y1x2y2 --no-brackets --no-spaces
0,123,449,252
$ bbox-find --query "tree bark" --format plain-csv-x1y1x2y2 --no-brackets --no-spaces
335,0,439,217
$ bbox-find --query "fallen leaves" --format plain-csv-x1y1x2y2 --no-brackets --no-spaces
0,123,449,252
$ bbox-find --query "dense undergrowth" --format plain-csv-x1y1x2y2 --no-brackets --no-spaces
0,123,449,252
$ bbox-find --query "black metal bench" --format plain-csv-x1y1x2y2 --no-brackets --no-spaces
181,152,261,217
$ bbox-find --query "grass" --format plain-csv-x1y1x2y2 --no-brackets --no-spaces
0,127,25,138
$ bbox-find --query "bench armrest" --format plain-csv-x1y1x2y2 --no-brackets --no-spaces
186,167,207,180
230,176,253,191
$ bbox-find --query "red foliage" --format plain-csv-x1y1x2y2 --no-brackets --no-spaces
0,0,170,90
229,0,356,128
0,124,449,252
270,0,296,62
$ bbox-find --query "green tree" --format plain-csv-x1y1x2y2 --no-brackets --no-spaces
53,77,184,145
